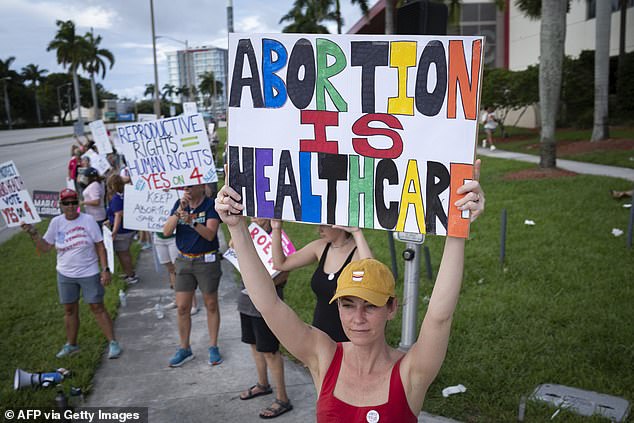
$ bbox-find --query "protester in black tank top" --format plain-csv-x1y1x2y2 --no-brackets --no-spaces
270,223,373,341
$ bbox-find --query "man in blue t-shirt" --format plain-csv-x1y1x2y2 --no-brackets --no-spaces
163,183,223,367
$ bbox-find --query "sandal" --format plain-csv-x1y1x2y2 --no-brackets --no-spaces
259,399,293,419
240,382,272,400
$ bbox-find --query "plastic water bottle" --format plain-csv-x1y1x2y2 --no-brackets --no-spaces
154,303,164,319
118,290,127,307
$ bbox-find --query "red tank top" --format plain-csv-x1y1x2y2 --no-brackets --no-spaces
316,343,418,423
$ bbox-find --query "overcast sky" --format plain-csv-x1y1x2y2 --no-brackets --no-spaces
0,0,365,100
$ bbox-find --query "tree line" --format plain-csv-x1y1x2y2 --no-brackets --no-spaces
0,20,115,128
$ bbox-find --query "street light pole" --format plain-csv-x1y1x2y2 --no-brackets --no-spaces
2,77,12,130
150,0,161,118
156,35,191,104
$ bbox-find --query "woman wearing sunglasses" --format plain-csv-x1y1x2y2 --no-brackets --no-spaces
21,188,122,360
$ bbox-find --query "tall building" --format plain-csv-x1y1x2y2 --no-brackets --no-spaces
165,45,228,112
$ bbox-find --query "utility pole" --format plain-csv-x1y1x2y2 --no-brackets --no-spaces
150,0,161,118
226,0,233,114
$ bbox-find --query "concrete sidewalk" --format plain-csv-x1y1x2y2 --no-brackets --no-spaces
477,147,634,182
84,232,458,422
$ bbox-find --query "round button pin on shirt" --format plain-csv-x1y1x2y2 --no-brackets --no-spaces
366,410,380,423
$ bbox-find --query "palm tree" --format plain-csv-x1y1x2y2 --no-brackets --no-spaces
144,83,156,98
199,71,223,109
280,0,338,33
177,85,190,103
333,0,369,34
47,20,89,127
591,0,610,141
83,31,115,121
21,64,48,126
516,0,567,168
0,56,19,129
162,83,177,104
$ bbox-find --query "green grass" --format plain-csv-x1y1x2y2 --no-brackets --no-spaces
220,122,633,421
280,157,634,422
494,126,634,169
0,221,137,408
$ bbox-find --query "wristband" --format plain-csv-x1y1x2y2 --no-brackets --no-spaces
103,267,110,273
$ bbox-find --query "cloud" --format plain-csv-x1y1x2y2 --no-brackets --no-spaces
3,0,118,30
236,15,278,33
111,84,147,100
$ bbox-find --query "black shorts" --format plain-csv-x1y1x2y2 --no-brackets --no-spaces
240,313,279,353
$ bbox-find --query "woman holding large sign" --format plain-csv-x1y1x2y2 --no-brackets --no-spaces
270,221,373,342
215,159,484,421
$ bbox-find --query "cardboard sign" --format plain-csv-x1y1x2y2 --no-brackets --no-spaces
0,161,41,227
183,102,198,115
82,149,111,176
223,222,296,277
122,184,179,231
227,34,484,237
88,119,113,155
102,225,115,272
116,114,216,190
32,190,61,217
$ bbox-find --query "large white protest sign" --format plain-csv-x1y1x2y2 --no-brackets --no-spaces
88,120,113,154
183,102,198,115
223,222,296,277
102,225,115,272
227,33,484,238
116,113,216,190
122,184,179,231
82,149,111,176
0,161,41,227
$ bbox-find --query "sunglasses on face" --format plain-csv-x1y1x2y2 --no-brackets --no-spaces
61,200,78,206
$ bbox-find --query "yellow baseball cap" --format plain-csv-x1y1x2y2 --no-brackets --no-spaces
329,259,396,307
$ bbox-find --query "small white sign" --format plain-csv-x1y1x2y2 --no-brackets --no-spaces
88,120,113,154
102,225,116,272
223,222,296,277
82,149,111,176
122,184,179,231
0,160,41,227
183,102,198,115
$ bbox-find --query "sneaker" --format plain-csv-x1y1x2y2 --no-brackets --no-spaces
169,347,194,367
208,346,223,366
191,306,200,316
164,301,177,310
108,340,122,359
56,343,80,358
490,145,497,151
125,274,139,284
141,242,152,250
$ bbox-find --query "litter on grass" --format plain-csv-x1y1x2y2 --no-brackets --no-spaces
612,228,624,237
442,384,467,398
624,203,632,208
524,220,536,226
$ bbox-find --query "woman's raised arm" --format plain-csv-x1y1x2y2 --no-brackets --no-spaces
404,159,485,398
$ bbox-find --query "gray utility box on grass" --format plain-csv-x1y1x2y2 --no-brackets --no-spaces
530,383,630,422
